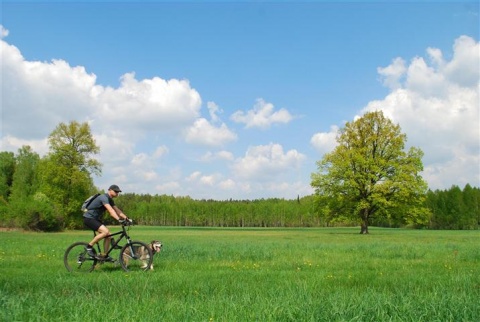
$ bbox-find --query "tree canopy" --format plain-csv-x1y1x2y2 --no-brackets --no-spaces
39,121,101,228
311,111,431,233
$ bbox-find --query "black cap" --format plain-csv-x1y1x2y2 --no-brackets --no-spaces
108,184,122,192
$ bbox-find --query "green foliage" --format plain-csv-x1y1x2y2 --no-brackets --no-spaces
115,194,319,227
311,111,430,233
37,121,101,229
0,195,10,225
427,184,480,230
7,192,62,231
48,121,101,175
17,193,63,231
0,122,101,231
0,151,15,200
9,146,40,201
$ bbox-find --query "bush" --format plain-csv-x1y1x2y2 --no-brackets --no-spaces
12,193,63,232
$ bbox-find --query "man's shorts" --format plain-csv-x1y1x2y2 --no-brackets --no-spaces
84,217,104,231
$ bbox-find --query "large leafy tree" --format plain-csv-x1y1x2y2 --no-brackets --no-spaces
38,121,101,229
311,111,430,233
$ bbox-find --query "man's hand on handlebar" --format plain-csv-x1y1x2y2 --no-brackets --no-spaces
118,218,133,226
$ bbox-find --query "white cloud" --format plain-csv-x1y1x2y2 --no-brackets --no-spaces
96,73,202,132
185,171,220,186
231,98,294,129
184,118,237,146
1,40,99,139
231,143,306,181
137,170,159,182
364,35,480,189
120,147,171,185
201,150,234,162
377,57,407,90
200,174,218,186
1,30,203,143
174,143,311,199
186,171,202,182
0,135,48,156
443,36,479,87
153,145,169,159
207,101,222,123
0,25,9,38
218,179,236,190
131,152,149,166
95,132,135,164
155,181,181,195
310,125,340,156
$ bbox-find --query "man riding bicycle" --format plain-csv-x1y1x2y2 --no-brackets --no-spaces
83,184,130,259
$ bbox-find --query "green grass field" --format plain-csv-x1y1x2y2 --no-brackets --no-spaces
1,227,479,321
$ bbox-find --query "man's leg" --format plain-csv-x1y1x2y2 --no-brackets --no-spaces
88,225,109,247
103,234,112,254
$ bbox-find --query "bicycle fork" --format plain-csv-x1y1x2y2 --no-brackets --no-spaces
124,237,139,260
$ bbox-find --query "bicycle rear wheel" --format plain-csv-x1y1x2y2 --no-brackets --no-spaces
119,241,153,272
64,242,97,272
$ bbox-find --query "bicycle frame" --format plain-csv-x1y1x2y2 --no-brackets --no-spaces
92,223,137,260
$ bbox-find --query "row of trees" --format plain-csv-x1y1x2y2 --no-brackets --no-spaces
110,185,479,230
426,185,480,230
1,113,478,231
115,194,319,227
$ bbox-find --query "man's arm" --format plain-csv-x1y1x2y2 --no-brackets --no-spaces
104,204,128,220
113,205,128,220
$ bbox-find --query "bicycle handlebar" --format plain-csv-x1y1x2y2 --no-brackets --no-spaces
119,219,134,226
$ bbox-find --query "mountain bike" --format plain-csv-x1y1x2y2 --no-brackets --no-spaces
64,220,153,272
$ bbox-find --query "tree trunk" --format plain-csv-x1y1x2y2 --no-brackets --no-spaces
360,209,369,234
360,222,369,234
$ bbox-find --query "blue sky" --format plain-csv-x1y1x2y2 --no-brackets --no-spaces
1,1,479,199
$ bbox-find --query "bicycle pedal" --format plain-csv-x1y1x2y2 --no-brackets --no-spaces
97,255,115,262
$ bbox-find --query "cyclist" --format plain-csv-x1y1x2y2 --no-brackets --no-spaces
83,184,130,259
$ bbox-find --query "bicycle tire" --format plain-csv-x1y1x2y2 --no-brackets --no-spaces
119,241,153,272
64,241,97,273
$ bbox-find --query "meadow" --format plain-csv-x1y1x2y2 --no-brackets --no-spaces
1,226,479,321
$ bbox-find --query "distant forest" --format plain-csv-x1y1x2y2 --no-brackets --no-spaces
108,184,479,230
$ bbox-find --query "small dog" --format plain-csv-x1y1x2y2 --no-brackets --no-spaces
123,240,163,270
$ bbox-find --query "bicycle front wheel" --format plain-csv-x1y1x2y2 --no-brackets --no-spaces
119,241,153,272
64,242,97,273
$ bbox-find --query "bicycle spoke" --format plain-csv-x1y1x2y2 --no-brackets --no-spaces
119,241,153,272
64,242,97,273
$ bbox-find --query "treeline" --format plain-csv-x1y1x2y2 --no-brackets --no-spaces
1,146,479,231
116,194,320,227
110,184,479,230
426,184,480,229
